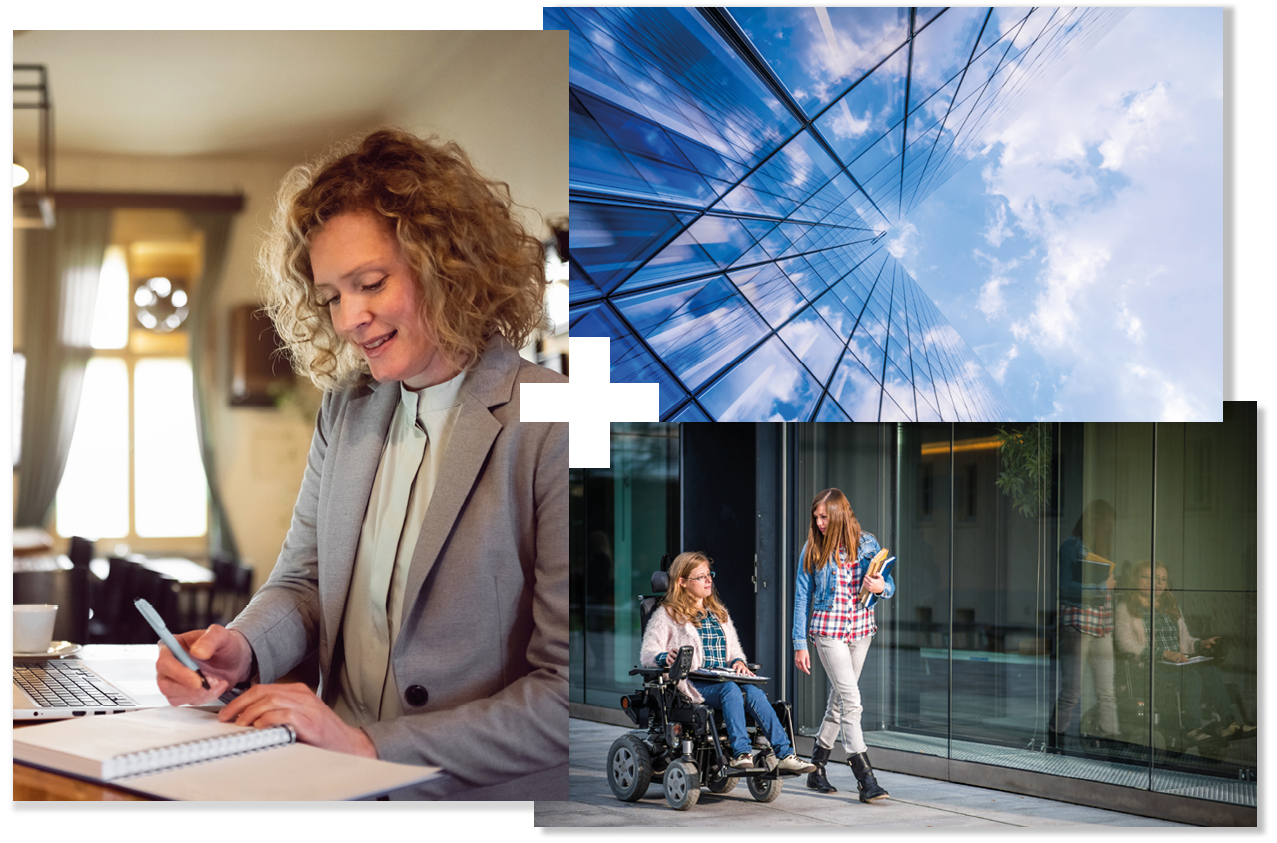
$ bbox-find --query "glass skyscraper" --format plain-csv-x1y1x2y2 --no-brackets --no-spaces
553,7,1129,421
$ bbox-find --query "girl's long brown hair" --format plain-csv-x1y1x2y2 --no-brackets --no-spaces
805,488,862,574
662,551,729,625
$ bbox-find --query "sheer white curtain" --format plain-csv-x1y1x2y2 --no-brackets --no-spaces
187,210,240,559
15,208,114,528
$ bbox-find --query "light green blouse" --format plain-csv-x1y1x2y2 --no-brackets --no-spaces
333,371,466,727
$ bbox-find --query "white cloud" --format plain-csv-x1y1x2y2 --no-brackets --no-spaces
978,275,1011,320
969,8,1222,420
971,249,1022,321
983,201,1013,247
1098,83,1174,171
1025,237,1111,349
989,344,1019,384
1127,363,1206,421
887,221,917,261
827,103,872,140
1118,304,1144,344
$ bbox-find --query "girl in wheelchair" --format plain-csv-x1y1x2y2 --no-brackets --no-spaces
640,551,815,774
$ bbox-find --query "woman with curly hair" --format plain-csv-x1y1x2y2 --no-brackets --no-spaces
155,128,567,800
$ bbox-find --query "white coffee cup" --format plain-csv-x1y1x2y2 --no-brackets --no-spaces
14,604,59,654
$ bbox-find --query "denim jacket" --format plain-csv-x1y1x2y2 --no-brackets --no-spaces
792,532,895,651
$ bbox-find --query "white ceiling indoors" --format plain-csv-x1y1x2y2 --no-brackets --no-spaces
12,29,565,169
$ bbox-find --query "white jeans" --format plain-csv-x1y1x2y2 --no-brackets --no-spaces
1052,626,1118,737
812,634,874,754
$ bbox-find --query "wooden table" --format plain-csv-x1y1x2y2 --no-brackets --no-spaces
13,758,148,801
12,527,54,557
89,555,217,629
12,554,72,573
87,556,215,587
146,558,215,629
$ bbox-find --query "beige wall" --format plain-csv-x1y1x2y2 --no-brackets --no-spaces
394,29,569,238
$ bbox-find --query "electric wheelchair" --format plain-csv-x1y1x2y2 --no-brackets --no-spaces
606,566,803,811
1107,644,1251,760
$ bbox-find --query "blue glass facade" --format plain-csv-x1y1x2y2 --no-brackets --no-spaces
553,7,1129,421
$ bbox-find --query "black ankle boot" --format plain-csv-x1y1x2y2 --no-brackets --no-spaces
847,751,888,802
806,744,837,794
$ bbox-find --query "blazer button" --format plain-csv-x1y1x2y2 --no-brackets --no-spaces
405,685,429,707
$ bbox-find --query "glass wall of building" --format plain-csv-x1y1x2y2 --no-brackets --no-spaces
552,6,1127,421
569,423,679,708
792,414,1256,807
570,406,1257,817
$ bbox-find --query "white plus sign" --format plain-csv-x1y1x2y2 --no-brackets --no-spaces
521,336,660,468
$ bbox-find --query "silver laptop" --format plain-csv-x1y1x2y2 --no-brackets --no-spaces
14,655,173,720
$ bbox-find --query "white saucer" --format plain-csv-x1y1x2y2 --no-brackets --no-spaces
14,641,82,659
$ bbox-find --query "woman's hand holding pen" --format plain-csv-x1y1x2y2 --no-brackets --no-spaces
155,624,253,705
218,683,377,757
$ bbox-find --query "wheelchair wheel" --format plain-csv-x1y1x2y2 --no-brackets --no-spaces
663,759,701,810
607,734,654,802
706,772,738,794
748,773,783,803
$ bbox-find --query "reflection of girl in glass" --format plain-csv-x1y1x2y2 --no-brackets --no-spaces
793,489,894,802
1049,499,1118,753
1114,562,1254,743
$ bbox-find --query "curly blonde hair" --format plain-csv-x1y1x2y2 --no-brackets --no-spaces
259,128,548,391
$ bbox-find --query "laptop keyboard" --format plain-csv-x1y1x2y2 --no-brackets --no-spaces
15,660,137,708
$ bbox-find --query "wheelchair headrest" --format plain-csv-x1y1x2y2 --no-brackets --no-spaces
650,570,669,594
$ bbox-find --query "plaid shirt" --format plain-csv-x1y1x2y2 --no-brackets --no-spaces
695,614,731,668
654,612,737,669
1060,590,1113,637
1144,607,1180,659
809,546,878,641
1058,535,1113,637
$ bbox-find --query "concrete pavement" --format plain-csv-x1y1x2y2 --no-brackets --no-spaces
534,718,1190,828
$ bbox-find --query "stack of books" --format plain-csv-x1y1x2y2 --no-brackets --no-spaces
858,548,897,607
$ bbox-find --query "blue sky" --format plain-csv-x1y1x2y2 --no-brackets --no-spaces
888,8,1223,421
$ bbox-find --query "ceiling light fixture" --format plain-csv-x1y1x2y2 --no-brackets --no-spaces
134,276,190,333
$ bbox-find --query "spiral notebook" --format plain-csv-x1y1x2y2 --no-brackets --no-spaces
13,706,441,800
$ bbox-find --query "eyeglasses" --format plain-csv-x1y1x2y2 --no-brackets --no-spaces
686,572,716,584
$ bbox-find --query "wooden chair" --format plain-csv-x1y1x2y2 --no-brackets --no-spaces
209,554,254,626
128,567,181,644
89,556,142,643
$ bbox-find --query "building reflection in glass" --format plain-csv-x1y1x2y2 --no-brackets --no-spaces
554,6,1130,421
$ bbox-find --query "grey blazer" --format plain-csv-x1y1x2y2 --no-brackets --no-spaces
229,336,567,800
